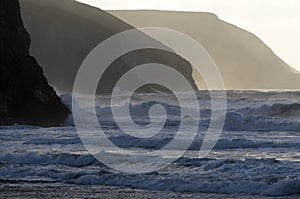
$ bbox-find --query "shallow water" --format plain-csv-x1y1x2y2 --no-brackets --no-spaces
1,182,292,199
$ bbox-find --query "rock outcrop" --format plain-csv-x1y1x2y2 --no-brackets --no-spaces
20,0,198,93
0,0,69,126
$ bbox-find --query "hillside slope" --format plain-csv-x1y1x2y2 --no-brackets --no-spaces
110,10,300,89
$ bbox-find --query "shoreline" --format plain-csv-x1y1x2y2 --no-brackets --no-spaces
0,183,298,199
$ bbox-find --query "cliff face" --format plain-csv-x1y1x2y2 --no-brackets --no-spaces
20,0,197,93
110,10,300,90
0,0,69,126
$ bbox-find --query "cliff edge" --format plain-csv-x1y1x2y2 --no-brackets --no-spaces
0,0,69,126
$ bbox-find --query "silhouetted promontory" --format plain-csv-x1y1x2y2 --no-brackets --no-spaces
0,0,69,126
20,0,197,93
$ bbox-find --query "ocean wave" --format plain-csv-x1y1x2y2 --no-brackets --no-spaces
23,138,81,145
0,151,299,196
238,102,300,119
71,158,300,196
224,111,300,132
61,93,300,132
0,152,97,167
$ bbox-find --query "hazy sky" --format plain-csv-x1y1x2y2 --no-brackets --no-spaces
78,0,300,71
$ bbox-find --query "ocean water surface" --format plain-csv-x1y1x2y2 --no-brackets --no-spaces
0,90,299,197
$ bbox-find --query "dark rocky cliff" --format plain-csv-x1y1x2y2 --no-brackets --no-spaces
0,0,69,126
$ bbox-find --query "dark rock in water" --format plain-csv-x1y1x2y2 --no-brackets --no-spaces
20,0,198,93
0,0,69,126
